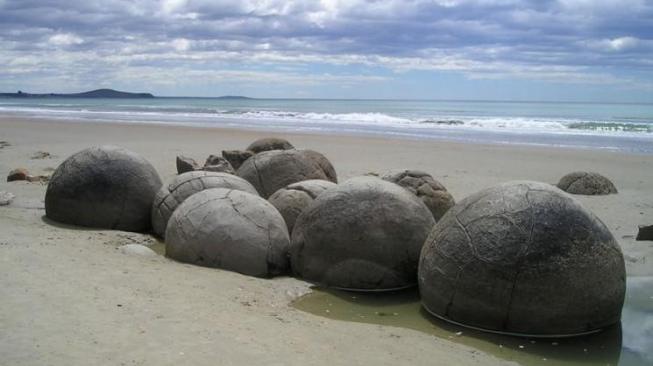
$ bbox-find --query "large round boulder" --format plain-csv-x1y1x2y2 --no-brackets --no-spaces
151,171,258,238
290,176,435,291
557,171,617,195
418,181,626,336
268,179,337,234
166,188,290,277
302,149,338,183
247,137,294,154
382,169,455,221
237,149,337,198
45,145,162,232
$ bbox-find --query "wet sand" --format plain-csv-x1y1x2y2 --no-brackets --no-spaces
1,115,652,365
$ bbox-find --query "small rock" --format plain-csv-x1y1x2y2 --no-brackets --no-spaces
26,174,50,183
221,150,254,170
0,191,15,206
31,151,52,159
202,155,235,174
7,168,29,182
176,155,199,174
118,244,157,257
0,141,10,149
636,225,653,241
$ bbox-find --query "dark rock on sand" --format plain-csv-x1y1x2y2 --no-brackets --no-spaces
237,149,337,198
166,188,290,278
45,145,162,232
418,181,625,336
31,151,53,159
247,137,294,154
7,168,29,182
268,179,337,234
382,169,455,221
637,225,653,241
290,176,435,291
222,150,254,170
176,155,199,174
557,171,617,195
202,155,235,174
151,171,258,238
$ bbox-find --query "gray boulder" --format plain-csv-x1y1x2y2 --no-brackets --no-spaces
176,155,199,174
268,180,337,234
302,149,338,183
246,137,294,154
382,169,454,221
222,150,254,170
202,155,235,174
151,171,258,238
165,188,290,277
557,171,617,195
418,181,625,336
290,176,435,291
237,149,337,198
45,145,162,232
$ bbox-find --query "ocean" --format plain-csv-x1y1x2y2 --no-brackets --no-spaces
1,97,652,154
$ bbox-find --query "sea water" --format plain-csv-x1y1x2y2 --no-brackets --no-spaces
293,277,653,366
1,98,652,154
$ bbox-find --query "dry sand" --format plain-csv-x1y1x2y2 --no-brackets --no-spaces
1,116,651,365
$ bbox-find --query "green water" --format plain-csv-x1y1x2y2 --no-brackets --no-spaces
292,277,653,366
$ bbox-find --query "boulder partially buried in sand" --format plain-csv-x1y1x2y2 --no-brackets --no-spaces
222,150,254,170
557,171,617,195
382,169,454,221
268,179,337,233
290,176,435,291
151,171,258,238
418,181,626,336
237,149,337,198
45,145,162,232
247,137,294,154
165,188,290,278
202,155,235,174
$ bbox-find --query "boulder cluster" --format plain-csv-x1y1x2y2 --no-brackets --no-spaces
43,138,626,337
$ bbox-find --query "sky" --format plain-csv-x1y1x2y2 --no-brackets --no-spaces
0,0,652,102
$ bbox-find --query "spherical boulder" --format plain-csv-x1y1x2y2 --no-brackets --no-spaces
302,149,338,183
268,179,337,233
382,169,455,221
165,188,290,277
45,145,162,232
237,149,337,198
290,176,435,291
247,137,294,154
557,171,617,195
418,181,625,336
151,171,258,238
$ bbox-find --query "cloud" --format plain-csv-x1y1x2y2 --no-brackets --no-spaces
0,0,651,93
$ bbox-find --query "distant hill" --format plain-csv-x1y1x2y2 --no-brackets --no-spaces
215,95,252,100
0,89,155,98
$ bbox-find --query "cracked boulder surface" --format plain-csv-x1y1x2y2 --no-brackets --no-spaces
557,171,617,195
151,171,258,238
165,188,290,278
382,169,455,221
45,145,162,232
246,137,294,154
237,149,338,198
290,176,435,291
268,179,337,234
418,181,626,336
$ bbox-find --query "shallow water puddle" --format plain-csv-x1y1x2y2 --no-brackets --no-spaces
149,240,166,255
292,277,653,366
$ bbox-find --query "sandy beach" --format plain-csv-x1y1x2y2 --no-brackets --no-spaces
1,115,652,366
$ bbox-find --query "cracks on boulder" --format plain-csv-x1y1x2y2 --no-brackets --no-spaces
225,190,267,231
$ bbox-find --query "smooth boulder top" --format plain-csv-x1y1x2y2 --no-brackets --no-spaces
290,176,435,291
45,145,162,232
151,171,258,238
165,188,290,278
418,181,625,337
246,137,294,154
382,169,455,221
237,149,337,198
557,171,617,195
268,179,337,234
302,149,338,183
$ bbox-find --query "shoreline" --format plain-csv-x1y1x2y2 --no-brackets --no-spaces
1,115,652,365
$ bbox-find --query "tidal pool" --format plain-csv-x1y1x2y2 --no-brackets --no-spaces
292,276,652,366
